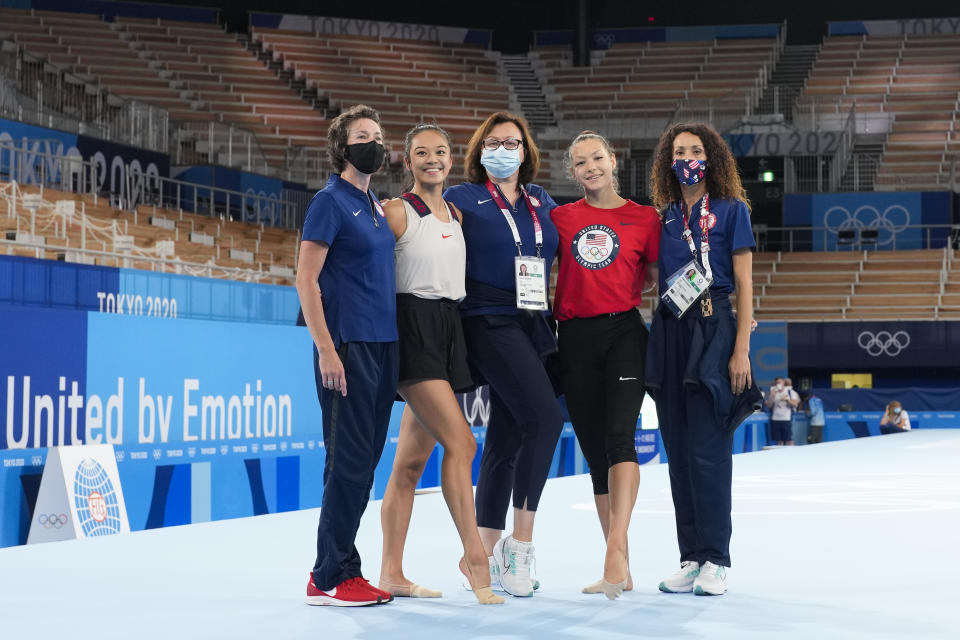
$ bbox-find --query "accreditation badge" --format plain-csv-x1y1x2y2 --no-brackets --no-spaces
515,256,548,310
660,260,712,318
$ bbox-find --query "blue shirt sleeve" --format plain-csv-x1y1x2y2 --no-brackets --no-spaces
537,186,557,212
729,199,755,252
301,191,340,245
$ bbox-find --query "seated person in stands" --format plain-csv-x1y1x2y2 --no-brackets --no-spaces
879,401,911,434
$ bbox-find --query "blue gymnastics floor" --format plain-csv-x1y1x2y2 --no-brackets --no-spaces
1,430,958,639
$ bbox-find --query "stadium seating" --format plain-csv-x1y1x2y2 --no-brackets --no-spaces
534,38,778,125
251,27,511,180
1,180,298,284
798,33,960,191
749,249,954,320
0,8,324,170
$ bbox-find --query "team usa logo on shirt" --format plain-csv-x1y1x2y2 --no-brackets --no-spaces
572,224,620,270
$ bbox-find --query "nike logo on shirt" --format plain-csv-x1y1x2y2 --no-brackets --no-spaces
664,218,676,224
441,234,452,239
352,210,361,216
477,198,492,205
619,376,637,381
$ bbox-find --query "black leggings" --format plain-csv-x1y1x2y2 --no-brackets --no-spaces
462,313,564,530
559,309,647,495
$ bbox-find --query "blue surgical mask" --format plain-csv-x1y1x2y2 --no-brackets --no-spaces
893,407,901,414
672,158,707,186
481,146,522,179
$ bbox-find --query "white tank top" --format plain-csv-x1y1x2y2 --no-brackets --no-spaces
394,197,466,301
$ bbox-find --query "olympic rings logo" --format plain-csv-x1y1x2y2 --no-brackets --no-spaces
857,330,911,357
823,204,911,247
594,33,616,48
38,513,68,529
580,245,609,259
461,390,490,427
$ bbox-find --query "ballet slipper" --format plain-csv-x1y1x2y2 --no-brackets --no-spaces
460,557,505,605
379,580,442,598
583,572,633,593
601,577,627,600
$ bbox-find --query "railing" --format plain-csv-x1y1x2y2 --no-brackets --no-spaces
0,237,281,283
752,224,957,253
0,39,169,153
1,36,331,187
874,156,960,193
1,141,303,229
829,104,856,191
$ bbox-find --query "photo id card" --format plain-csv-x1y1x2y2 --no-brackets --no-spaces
515,256,548,310
660,260,712,318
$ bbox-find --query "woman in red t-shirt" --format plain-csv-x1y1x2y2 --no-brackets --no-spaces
552,131,660,600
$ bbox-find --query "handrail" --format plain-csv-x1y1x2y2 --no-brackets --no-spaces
752,223,957,252
0,141,303,228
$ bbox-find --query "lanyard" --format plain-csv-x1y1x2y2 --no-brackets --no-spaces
680,193,716,282
485,180,543,258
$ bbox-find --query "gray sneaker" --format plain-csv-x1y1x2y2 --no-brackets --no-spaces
658,561,700,593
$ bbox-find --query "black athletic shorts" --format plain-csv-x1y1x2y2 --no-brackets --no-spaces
396,293,473,392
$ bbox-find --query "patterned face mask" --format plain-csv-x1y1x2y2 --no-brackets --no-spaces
672,158,707,186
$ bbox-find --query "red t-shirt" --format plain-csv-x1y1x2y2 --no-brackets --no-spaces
552,198,661,321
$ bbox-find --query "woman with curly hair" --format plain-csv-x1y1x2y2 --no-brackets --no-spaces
645,122,762,597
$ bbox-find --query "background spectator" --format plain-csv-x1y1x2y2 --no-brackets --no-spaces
880,401,911,434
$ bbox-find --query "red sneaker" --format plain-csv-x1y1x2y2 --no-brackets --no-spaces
305,575,384,607
360,578,394,603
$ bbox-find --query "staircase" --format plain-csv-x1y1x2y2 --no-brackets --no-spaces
839,137,885,191
757,44,820,123
239,34,324,111
500,54,555,130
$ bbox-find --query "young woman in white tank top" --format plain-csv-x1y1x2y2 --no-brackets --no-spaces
378,124,503,605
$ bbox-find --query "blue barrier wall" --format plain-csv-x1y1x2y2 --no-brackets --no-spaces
0,117,171,208
782,192,952,250
171,166,288,225
0,256,300,324
788,321,960,371
0,306,588,548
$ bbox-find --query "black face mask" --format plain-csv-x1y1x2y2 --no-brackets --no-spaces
344,140,386,175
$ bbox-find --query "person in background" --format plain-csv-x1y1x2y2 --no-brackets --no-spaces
766,376,799,445
880,401,911,434
804,390,826,444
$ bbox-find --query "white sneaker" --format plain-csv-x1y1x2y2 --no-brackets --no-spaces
658,561,700,593
492,536,535,597
693,561,727,596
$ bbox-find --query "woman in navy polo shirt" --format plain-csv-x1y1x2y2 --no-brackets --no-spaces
645,122,761,597
444,111,562,598
296,104,398,607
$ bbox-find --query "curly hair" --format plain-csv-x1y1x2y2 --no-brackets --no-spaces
327,104,384,174
464,111,540,185
649,122,750,212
